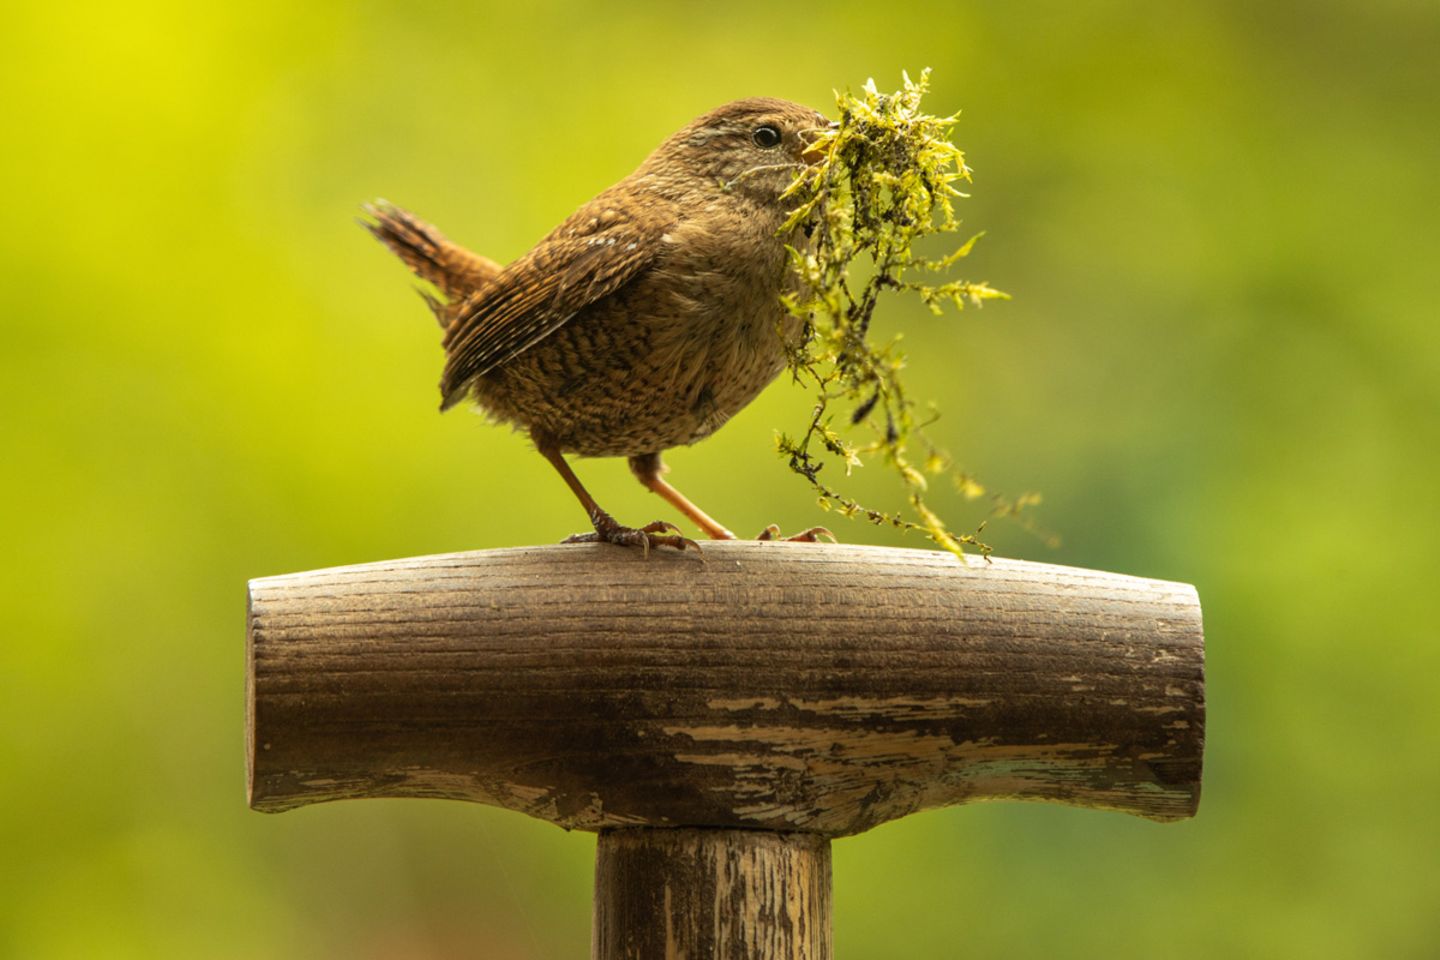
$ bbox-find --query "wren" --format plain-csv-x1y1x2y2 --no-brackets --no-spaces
364,98,834,553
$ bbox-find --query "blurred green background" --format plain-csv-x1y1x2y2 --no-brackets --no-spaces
4,0,1437,956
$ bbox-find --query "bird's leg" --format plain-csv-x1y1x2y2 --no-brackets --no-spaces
628,453,736,540
757,524,838,544
628,454,837,543
537,442,699,555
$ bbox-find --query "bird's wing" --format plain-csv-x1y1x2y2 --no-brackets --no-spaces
438,203,667,410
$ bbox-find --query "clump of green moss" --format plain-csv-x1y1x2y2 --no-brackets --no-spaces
778,70,1024,557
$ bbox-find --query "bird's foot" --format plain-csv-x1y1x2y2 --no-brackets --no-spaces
564,515,702,557
756,524,837,543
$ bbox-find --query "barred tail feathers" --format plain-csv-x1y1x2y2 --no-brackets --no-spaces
359,200,503,327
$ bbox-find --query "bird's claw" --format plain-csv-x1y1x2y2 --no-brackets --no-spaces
564,519,702,557
756,524,837,543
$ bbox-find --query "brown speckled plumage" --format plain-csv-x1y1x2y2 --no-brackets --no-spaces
364,98,831,551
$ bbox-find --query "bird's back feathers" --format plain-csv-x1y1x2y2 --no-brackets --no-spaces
437,197,670,410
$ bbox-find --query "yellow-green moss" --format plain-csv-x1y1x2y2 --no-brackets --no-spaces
779,70,1013,556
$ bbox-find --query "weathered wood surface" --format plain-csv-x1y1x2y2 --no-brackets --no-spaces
593,829,830,960
246,542,1204,833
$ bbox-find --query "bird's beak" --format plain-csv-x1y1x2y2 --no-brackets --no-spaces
802,121,839,165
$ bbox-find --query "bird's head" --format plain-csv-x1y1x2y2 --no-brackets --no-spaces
641,97,831,204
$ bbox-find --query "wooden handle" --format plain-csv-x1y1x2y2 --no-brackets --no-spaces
246,542,1204,834
593,829,830,960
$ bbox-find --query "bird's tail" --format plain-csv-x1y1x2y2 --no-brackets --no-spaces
359,200,503,327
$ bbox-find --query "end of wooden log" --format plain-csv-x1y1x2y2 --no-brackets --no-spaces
246,543,1204,834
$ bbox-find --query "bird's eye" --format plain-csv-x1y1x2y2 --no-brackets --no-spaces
752,124,782,148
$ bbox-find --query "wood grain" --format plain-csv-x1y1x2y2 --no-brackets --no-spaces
593,829,830,960
246,542,1204,834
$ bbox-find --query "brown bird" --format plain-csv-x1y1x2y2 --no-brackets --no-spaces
363,98,834,553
